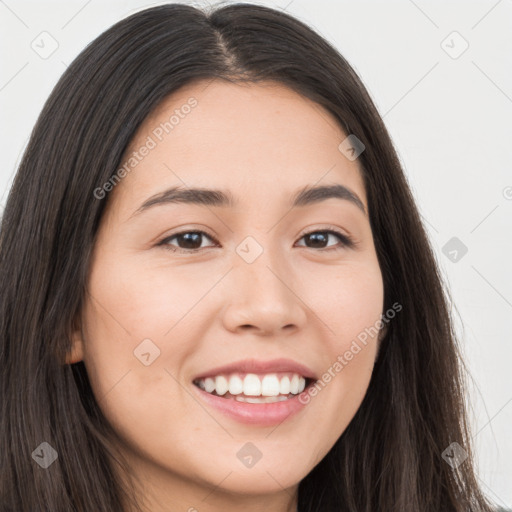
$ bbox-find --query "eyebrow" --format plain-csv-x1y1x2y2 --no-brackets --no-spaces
130,183,367,218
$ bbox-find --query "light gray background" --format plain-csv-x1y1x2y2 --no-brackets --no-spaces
1,0,511,507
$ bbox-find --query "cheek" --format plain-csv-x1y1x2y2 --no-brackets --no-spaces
80,283,196,463
301,259,383,429
310,258,384,344
90,252,221,337
80,256,210,430
81,257,201,369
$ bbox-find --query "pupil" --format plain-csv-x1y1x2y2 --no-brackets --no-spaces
180,233,201,249
308,232,327,248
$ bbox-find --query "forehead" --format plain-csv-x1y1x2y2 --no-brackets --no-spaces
111,78,367,215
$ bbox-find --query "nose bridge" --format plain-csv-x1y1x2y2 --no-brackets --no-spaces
222,232,306,333
235,232,288,296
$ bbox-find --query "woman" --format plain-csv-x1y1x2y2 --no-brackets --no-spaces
0,3,498,511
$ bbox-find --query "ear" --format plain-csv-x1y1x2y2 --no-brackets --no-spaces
65,314,85,365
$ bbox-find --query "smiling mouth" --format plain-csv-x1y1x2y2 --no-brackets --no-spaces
193,372,315,403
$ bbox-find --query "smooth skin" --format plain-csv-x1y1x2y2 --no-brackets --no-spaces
67,79,385,512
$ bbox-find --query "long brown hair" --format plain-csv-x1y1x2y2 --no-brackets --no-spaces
0,3,498,511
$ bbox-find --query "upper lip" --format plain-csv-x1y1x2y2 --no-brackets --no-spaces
192,358,318,381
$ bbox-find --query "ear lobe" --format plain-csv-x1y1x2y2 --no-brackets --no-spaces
65,316,85,365
65,338,84,365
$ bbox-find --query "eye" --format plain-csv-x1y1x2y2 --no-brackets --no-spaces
158,230,218,252
295,229,355,251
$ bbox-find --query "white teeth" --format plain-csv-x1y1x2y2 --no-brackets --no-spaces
195,372,310,398
215,376,229,396
235,395,290,403
279,376,290,395
243,374,261,396
290,374,300,394
261,374,280,396
204,377,215,393
228,375,243,395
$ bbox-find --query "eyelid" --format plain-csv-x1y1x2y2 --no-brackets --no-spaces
156,227,219,251
297,226,356,250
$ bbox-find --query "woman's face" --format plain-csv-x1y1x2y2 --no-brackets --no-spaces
69,79,385,510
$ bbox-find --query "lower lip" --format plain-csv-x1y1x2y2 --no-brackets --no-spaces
192,384,313,426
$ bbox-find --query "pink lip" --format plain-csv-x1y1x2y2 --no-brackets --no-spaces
192,357,318,381
192,384,313,426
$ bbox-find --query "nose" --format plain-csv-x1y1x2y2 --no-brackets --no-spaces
221,246,308,336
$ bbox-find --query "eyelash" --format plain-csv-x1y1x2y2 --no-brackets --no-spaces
157,227,356,254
